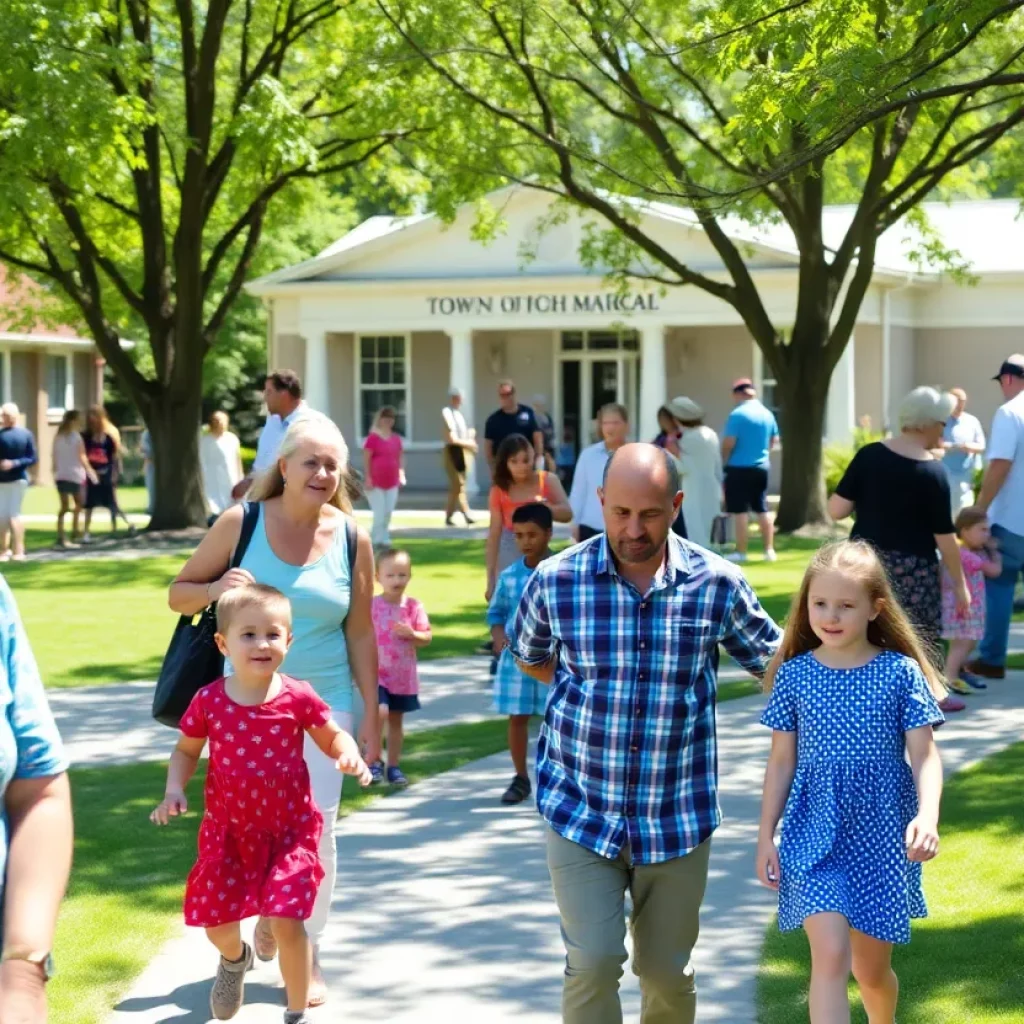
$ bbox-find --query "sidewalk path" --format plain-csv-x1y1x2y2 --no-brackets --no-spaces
107,676,1024,1023
53,659,758,768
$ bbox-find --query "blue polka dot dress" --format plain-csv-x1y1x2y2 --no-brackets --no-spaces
760,650,944,944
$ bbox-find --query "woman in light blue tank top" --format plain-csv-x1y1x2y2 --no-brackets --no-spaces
234,508,353,712
170,412,377,1008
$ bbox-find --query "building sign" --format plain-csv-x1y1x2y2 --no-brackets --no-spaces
426,292,659,316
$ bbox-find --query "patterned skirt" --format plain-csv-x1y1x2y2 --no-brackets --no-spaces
877,549,943,670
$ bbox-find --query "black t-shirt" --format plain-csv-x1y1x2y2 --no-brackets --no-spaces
835,442,954,560
485,404,540,450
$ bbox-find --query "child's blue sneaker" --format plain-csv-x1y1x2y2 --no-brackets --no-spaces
961,670,988,690
369,760,385,785
386,766,409,788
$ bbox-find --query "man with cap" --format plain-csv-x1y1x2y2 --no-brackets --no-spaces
668,396,723,550
442,386,477,526
720,378,779,563
969,354,1024,679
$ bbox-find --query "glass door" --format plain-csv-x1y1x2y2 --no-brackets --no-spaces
589,359,620,444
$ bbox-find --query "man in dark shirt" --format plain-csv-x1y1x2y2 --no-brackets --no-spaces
0,403,37,561
483,380,544,472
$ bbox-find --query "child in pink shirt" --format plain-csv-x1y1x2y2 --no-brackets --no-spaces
370,547,432,787
943,506,1002,694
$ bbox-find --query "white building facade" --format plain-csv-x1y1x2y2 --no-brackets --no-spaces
247,187,1024,490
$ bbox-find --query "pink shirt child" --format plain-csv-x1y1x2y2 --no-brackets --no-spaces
941,546,989,641
372,595,431,696
363,431,403,490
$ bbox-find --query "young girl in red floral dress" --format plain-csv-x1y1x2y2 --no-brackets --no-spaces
151,584,371,1023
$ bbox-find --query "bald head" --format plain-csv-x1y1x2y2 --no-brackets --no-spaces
603,443,680,498
600,443,683,566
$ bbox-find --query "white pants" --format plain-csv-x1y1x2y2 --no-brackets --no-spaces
303,709,353,948
368,486,398,547
0,480,27,520
950,478,974,519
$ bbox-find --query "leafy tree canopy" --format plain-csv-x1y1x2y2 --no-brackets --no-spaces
377,0,1024,528
0,0,426,526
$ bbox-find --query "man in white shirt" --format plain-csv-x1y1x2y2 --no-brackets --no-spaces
232,369,309,498
569,403,630,541
442,387,478,526
970,354,1024,679
940,387,986,515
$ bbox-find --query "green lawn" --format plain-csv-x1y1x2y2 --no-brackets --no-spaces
4,556,186,687
21,484,150,518
757,741,1024,1023
51,717,512,1024
8,530,1016,689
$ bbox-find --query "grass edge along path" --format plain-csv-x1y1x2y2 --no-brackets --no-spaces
51,717,511,1024
756,741,1024,1023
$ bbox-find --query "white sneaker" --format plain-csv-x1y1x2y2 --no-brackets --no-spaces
764,549,778,562
727,552,748,564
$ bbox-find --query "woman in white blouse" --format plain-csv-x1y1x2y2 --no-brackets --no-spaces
668,396,723,549
200,411,244,522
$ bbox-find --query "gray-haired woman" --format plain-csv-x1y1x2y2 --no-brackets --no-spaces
828,386,969,713
170,412,378,1006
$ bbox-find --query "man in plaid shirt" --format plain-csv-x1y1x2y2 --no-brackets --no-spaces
509,443,781,1024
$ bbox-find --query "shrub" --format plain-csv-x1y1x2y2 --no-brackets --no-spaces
823,417,884,496
240,446,257,473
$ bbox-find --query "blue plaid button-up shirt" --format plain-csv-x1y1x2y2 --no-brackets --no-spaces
509,533,781,864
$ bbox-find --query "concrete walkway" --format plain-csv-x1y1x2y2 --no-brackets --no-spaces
104,674,1024,1024
52,658,757,768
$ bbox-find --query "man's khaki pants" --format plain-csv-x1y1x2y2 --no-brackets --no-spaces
546,829,711,1024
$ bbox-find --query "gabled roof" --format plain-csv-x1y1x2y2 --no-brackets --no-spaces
0,265,90,341
246,186,1024,294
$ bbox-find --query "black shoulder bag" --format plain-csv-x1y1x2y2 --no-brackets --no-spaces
152,501,261,727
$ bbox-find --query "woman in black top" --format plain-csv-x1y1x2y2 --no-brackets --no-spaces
828,387,969,708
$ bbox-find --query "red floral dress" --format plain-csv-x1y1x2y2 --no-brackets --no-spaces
179,676,330,927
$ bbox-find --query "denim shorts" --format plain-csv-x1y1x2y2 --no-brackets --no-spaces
378,685,421,713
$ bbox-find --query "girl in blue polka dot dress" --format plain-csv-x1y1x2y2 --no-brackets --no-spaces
756,539,946,1023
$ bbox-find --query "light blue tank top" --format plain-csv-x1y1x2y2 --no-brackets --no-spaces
233,506,354,712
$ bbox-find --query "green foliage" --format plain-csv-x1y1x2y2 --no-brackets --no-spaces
823,419,886,496
377,0,1024,529
0,0,433,525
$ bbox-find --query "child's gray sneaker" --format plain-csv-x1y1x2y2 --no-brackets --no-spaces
209,942,253,1020
284,1011,312,1024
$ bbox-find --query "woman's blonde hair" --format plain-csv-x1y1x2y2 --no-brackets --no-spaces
248,412,353,513
763,539,946,700
88,405,121,451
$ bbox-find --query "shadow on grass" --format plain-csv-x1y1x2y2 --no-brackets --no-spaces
757,742,1024,1024
3,555,185,590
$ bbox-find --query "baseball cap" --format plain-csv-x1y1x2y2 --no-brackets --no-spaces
731,377,756,395
992,354,1024,380
669,396,704,421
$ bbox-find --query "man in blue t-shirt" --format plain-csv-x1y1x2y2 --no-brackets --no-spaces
721,378,778,563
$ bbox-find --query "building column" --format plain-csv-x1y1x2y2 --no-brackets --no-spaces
447,328,478,496
93,356,106,406
825,335,856,445
303,327,329,415
638,324,666,443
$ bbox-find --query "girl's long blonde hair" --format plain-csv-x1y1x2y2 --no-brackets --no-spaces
248,412,354,513
764,539,946,700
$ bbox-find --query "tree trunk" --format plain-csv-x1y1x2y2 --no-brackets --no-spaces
773,352,832,533
145,389,208,531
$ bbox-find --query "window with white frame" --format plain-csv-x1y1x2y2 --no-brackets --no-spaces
46,353,73,415
752,341,782,434
359,335,408,436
